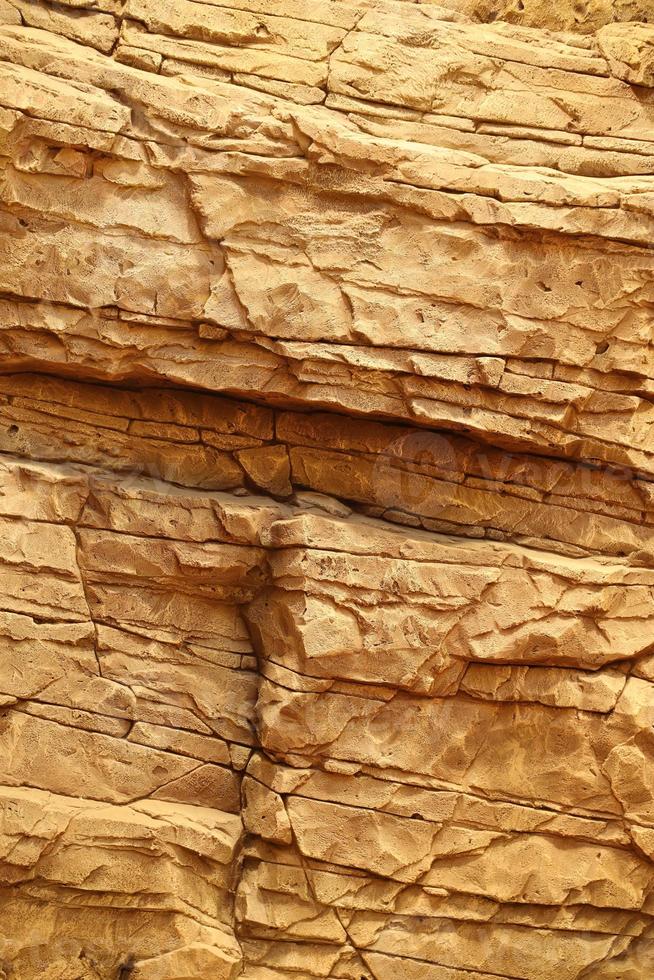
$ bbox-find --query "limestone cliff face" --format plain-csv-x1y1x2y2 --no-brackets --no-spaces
1,0,654,977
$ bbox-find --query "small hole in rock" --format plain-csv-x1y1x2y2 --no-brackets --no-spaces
7,425,18,436
117,957,135,979
596,341,609,354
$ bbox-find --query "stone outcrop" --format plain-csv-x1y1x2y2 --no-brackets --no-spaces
1,0,654,977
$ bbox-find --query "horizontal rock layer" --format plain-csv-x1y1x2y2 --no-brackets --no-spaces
1,0,654,977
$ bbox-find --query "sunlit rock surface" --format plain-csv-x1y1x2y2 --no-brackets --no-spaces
1,0,654,976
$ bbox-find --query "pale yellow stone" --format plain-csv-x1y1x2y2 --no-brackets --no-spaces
597,20,654,85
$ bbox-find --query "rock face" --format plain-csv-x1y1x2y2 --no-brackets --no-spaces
2,0,654,976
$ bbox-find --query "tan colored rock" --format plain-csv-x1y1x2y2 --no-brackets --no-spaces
242,775,293,843
237,445,292,497
2,3,654,978
6,0,118,53
446,0,654,33
597,20,654,85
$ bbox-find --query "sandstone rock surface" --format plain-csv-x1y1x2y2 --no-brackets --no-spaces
1,0,654,977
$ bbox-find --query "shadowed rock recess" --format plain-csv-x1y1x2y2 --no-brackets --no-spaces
3,0,654,976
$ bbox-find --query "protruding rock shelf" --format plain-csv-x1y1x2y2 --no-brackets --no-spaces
1,0,654,976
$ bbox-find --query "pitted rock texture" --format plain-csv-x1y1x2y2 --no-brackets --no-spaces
2,1,654,977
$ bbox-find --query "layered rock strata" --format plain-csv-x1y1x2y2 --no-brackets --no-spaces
1,0,654,977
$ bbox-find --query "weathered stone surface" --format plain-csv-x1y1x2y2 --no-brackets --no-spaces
445,0,654,34
2,1,654,978
597,21,654,85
